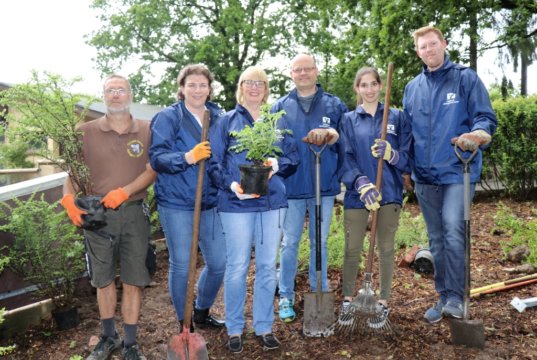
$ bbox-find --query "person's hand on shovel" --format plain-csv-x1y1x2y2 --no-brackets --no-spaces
303,128,339,146
355,176,382,211
231,181,260,200
371,139,399,165
451,130,491,152
185,141,211,164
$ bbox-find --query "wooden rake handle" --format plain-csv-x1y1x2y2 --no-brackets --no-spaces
364,63,394,274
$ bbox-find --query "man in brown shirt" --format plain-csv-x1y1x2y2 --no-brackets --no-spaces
61,74,156,360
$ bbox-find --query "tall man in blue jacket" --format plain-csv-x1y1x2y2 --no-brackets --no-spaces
403,26,497,324
272,53,348,322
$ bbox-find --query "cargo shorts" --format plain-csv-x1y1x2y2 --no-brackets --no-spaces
84,200,151,288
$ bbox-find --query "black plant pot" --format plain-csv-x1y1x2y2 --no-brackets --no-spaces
239,164,271,196
52,306,80,331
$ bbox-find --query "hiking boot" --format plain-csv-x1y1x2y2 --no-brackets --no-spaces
367,303,391,329
424,299,446,324
228,335,243,353
121,343,146,360
442,300,463,319
258,333,281,351
278,297,295,323
193,307,225,328
86,333,121,360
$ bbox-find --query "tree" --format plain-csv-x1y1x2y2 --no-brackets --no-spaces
89,0,304,110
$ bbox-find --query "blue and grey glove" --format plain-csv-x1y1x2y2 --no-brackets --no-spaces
371,139,399,165
355,176,382,211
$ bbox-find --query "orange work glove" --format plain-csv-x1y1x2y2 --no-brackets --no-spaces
60,193,86,227
101,187,129,209
185,141,211,164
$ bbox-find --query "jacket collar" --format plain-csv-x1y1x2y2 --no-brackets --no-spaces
98,115,139,134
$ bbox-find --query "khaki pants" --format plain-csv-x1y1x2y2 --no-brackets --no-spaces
342,204,401,300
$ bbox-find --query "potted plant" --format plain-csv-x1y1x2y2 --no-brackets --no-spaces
230,104,290,195
0,194,86,330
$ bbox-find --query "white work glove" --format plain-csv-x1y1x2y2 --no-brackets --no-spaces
264,157,279,178
230,181,259,200
451,130,492,152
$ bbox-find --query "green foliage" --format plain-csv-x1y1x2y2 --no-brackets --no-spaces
395,205,428,250
0,255,15,356
0,194,86,309
494,202,537,267
89,0,301,110
0,141,35,169
484,96,537,199
69,356,83,360
230,105,290,165
1,71,96,195
146,185,162,235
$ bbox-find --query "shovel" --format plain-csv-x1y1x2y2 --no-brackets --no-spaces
303,142,336,337
167,110,210,360
449,146,485,349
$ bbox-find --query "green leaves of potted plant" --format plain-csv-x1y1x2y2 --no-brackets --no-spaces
230,104,290,195
0,194,86,330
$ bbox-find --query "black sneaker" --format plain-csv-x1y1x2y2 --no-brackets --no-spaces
258,333,281,351
193,308,225,328
121,343,147,360
228,335,243,353
86,333,121,360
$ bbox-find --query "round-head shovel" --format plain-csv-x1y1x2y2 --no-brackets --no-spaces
302,141,336,337
449,146,485,349
167,110,210,360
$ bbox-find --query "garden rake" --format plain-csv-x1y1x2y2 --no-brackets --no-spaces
334,63,394,337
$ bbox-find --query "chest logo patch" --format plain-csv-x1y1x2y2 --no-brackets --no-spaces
387,123,397,136
127,140,144,158
443,92,460,106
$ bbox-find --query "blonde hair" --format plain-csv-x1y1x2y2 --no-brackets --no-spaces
236,66,270,105
176,64,215,101
412,26,445,49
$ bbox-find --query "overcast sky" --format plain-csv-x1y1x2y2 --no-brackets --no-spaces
1,0,535,97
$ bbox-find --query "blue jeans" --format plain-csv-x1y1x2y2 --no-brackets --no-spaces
219,209,285,336
415,183,475,303
158,206,226,321
279,196,335,299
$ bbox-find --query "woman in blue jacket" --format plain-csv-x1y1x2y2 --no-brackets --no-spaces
149,64,225,331
339,67,411,317
208,66,298,354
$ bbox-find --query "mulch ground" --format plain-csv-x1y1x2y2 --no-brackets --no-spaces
2,197,537,359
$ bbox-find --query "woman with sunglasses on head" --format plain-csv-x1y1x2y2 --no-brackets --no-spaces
149,64,226,333
339,67,411,321
208,66,298,354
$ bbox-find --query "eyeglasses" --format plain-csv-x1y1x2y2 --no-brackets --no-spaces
291,66,316,74
104,88,129,96
242,80,266,88
185,82,209,90
359,81,380,89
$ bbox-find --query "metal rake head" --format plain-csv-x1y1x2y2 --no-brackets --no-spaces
333,301,393,337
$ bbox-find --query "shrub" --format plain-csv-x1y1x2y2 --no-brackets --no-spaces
0,257,16,356
0,141,34,169
484,96,537,199
0,194,85,309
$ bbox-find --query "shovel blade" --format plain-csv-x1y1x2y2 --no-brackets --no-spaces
449,318,485,349
167,332,209,360
303,291,336,337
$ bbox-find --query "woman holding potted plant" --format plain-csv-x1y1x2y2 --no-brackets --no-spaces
149,64,226,331
208,66,298,354
339,66,411,317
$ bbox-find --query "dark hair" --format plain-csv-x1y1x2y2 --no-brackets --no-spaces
176,64,215,101
353,67,382,105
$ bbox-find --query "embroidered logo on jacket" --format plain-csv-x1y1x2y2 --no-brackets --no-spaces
387,123,397,136
443,92,460,106
127,140,144,158
320,116,331,128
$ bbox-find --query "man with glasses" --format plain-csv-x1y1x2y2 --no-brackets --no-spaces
61,74,156,360
272,53,348,323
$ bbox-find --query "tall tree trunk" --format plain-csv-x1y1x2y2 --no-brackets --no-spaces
469,11,478,71
520,55,528,96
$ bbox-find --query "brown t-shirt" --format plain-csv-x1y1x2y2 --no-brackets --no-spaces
80,116,151,201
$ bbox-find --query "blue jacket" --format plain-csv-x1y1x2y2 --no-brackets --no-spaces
207,104,299,213
403,56,497,184
149,101,224,210
271,85,348,198
340,104,412,209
